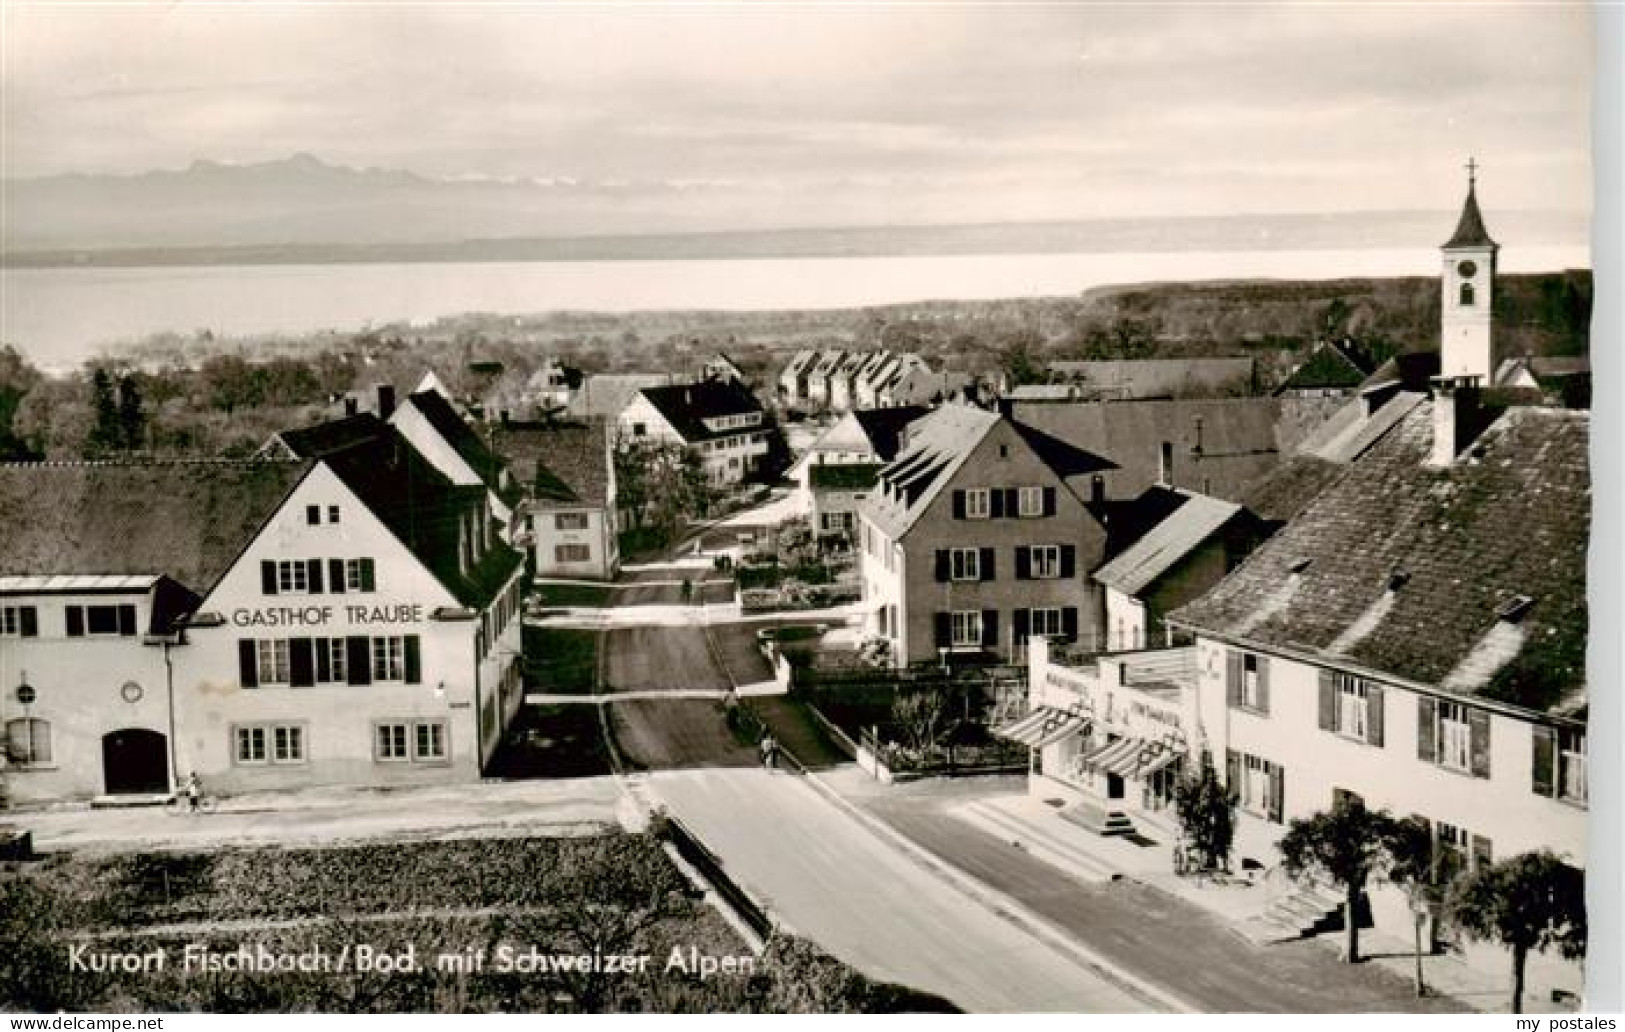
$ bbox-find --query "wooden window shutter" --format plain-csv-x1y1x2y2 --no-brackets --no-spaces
1531,725,1556,797
1060,545,1076,579
238,639,259,688
1317,669,1336,732
1013,609,1030,640
315,639,332,683
1015,547,1031,580
1366,684,1384,747
1003,488,1019,517
951,490,966,519
289,638,315,688
360,558,377,592
1043,486,1057,517
346,636,372,686
329,559,346,594
1268,764,1285,824
19,607,37,638
1468,707,1492,778
979,547,996,581
117,604,137,636
1062,607,1079,642
1417,696,1437,763
989,489,1005,519
404,636,422,685
934,613,951,648
261,560,278,595
1255,656,1271,714
65,606,84,638
307,558,324,594
934,550,950,582
1225,650,1243,708
981,610,999,650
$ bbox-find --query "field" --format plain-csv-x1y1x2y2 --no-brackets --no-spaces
1,834,953,1013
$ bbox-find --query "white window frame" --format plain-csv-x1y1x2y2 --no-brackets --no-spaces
950,547,981,582
276,560,309,594
1437,700,1471,773
273,725,305,764
1018,485,1044,518
256,639,291,686
1,605,34,637
555,512,589,531
1241,653,1263,710
6,717,52,766
327,638,347,683
1031,607,1063,637
964,488,991,520
556,543,592,563
372,637,405,683
1030,545,1061,579
235,725,268,765
375,722,410,762
84,604,124,637
415,721,448,762
1242,754,1276,819
1335,675,1369,741
950,610,983,647
1559,729,1587,804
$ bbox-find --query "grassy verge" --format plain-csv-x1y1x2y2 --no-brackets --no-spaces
523,625,600,694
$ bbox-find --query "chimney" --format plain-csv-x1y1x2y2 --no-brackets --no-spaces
1090,474,1105,506
1158,441,1174,485
343,395,359,417
377,383,397,420
1428,375,1481,466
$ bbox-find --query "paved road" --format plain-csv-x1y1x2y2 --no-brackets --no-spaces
862,791,1466,1014
601,625,730,692
650,767,1154,1013
16,778,624,854
608,699,759,771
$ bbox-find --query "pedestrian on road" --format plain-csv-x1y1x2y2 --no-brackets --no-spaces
681,577,694,604
760,733,778,772
184,771,202,813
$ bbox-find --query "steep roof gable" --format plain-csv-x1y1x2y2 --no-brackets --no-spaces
636,379,764,442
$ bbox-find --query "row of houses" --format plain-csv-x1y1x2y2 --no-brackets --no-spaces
777,348,933,411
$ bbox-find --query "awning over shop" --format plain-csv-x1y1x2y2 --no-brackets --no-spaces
994,707,1089,748
1083,736,1186,779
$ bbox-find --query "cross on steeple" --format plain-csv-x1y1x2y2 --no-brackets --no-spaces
1465,156,1479,189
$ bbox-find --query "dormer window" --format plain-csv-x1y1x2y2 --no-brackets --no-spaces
1496,594,1535,622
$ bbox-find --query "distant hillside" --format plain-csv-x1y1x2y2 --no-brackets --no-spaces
0,153,1588,261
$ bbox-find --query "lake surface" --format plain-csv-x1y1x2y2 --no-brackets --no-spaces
0,246,1589,370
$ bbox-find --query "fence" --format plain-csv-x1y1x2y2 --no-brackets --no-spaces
660,814,774,942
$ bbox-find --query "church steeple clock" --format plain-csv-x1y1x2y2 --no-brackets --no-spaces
1440,157,1499,382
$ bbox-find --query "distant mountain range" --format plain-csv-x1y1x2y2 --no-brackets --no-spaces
0,154,1591,266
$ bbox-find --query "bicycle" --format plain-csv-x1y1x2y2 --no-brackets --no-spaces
165,792,218,815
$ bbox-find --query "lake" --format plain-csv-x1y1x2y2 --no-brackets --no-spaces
0,246,1589,371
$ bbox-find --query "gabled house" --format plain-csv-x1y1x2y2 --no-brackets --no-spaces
777,348,820,407
492,419,619,580
805,349,849,408
385,388,523,541
787,405,929,495
1274,339,1373,398
618,378,772,487
0,416,525,803
857,404,1114,666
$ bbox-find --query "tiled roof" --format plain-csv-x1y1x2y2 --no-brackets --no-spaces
1094,491,1243,597
637,378,765,443
1010,397,1282,503
850,406,931,461
1277,340,1373,392
568,373,672,420
491,420,612,511
402,389,517,503
1444,185,1498,250
0,459,311,596
1237,454,1347,525
275,414,390,458
1171,403,1588,716
1047,358,1254,398
810,463,882,492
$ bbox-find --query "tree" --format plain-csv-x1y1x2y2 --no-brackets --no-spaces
1173,752,1235,874
1450,850,1586,1014
88,366,121,454
890,690,949,755
1384,815,1462,997
117,373,146,451
1277,795,1402,963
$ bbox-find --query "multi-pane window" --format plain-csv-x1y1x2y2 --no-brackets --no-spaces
372,637,406,682
1320,671,1383,746
1241,754,1281,822
256,639,291,685
1029,545,1061,579
555,513,589,531
327,638,348,683
1554,729,1587,804
274,726,305,763
6,717,51,765
328,505,341,524
1018,486,1044,517
1241,654,1263,710
376,721,448,763
1337,677,1368,740
234,724,305,765
343,558,376,592
963,489,991,519
1031,608,1063,637
555,544,592,563
65,604,136,638
1438,701,1472,772
86,605,122,636
0,605,37,637
236,726,267,764
276,560,309,593
950,548,981,582
950,611,982,647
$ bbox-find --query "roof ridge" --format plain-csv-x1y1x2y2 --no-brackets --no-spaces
0,457,308,468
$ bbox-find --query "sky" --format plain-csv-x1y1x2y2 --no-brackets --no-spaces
0,2,1597,226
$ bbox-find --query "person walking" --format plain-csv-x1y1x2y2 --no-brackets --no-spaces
760,733,778,772
184,771,202,813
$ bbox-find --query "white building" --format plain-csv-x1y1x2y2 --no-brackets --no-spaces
493,419,619,581
1,419,525,803
618,378,772,487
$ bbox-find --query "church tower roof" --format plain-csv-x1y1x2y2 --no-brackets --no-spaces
1443,161,1498,250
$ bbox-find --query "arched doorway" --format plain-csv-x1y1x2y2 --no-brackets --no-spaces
102,728,169,795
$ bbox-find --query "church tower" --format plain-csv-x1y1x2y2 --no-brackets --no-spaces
1440,159,1499,382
